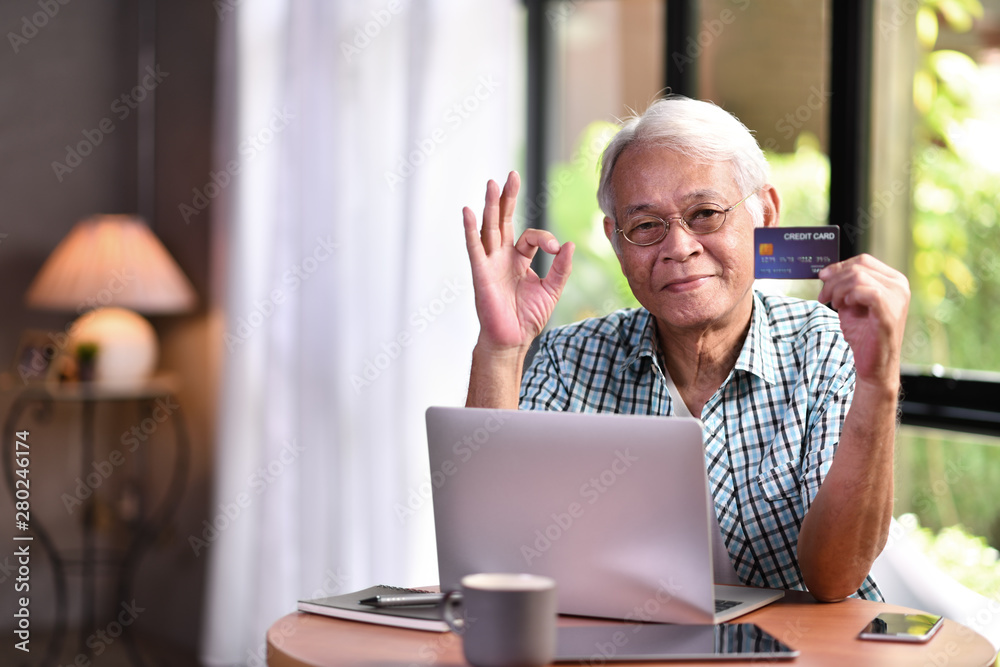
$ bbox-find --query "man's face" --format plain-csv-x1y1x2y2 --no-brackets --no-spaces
603,144,776,335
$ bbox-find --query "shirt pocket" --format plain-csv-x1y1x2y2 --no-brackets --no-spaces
756,460,801,503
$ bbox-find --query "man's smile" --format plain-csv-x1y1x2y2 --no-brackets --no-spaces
661,274,714,292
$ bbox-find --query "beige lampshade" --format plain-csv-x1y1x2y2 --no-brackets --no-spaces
25,214,197,313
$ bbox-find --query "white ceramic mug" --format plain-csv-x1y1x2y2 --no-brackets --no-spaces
442,573,557,667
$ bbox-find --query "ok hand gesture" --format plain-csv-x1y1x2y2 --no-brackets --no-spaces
463,171,575,354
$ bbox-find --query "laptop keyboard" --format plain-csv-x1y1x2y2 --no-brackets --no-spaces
715,598,741,613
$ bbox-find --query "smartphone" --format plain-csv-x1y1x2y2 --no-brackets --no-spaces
858,612,944,643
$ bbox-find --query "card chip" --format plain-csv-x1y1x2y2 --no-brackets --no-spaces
759,243,773,256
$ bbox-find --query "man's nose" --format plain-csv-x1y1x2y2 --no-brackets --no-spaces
657,220,702,261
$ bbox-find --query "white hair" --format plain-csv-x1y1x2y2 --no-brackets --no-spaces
598,96,771,254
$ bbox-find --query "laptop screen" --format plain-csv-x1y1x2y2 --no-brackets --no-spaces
426,406,718,624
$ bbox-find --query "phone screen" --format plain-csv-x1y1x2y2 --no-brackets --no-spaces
858,612,944,642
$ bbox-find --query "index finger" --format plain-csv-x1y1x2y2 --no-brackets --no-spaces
498,171,520,247
817,254,906,304
818,254,896,283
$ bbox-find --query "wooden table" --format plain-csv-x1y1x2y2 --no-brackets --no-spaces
266,590,998,666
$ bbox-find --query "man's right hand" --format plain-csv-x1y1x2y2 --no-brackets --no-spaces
463,170,574,354
463,171,574,408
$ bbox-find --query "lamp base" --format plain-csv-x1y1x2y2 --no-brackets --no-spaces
68,307,158,387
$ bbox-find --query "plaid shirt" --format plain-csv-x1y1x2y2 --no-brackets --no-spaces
520,290,882,601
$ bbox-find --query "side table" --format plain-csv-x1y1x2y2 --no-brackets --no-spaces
1,377,190,667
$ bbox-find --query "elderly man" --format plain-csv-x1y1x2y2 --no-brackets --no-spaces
462,96,909,602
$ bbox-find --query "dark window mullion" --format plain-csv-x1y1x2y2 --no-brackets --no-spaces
828,0,873,258
664,0,696,97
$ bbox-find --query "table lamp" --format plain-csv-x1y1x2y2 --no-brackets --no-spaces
25,214,197,387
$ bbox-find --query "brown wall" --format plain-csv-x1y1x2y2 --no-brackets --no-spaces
0,0,216,661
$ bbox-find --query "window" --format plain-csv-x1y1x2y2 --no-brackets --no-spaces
870,0,1000,593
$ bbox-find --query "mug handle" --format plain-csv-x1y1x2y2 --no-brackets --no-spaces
441,590,465,634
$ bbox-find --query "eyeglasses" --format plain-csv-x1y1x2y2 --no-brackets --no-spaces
614,191,757,247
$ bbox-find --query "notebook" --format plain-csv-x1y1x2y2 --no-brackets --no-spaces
425,407,784,625
297,585,448,632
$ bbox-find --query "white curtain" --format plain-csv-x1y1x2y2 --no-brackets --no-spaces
201,2,523,664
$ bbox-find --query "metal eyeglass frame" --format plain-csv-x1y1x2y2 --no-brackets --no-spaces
614,190,757,247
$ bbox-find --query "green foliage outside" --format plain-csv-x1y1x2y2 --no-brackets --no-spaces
764,132,829,228
904,0,1000,373
894,0,1000,600
895,428,1000,553
546,121,637,327
901,513,1000,602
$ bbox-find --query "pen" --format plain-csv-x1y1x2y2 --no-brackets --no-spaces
358,593,446,608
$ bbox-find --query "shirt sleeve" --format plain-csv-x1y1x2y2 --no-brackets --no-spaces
801,332,886,601
798,329,857,515
518,330,571,411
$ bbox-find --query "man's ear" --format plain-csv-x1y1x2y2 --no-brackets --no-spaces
603,215,616,243
760,185,781,228
604,215,624,263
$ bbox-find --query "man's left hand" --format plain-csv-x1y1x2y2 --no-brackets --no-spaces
818,254,911,388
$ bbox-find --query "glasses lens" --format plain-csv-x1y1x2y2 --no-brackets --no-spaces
683,203,727,233
622,216,666,245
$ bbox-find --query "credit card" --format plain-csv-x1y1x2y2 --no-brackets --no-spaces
754,226,840,279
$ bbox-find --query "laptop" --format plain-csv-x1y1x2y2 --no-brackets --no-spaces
425,406,784,624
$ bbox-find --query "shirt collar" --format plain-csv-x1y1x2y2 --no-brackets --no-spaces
616,308,661,377
733,291,779,385
615,292,779,386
